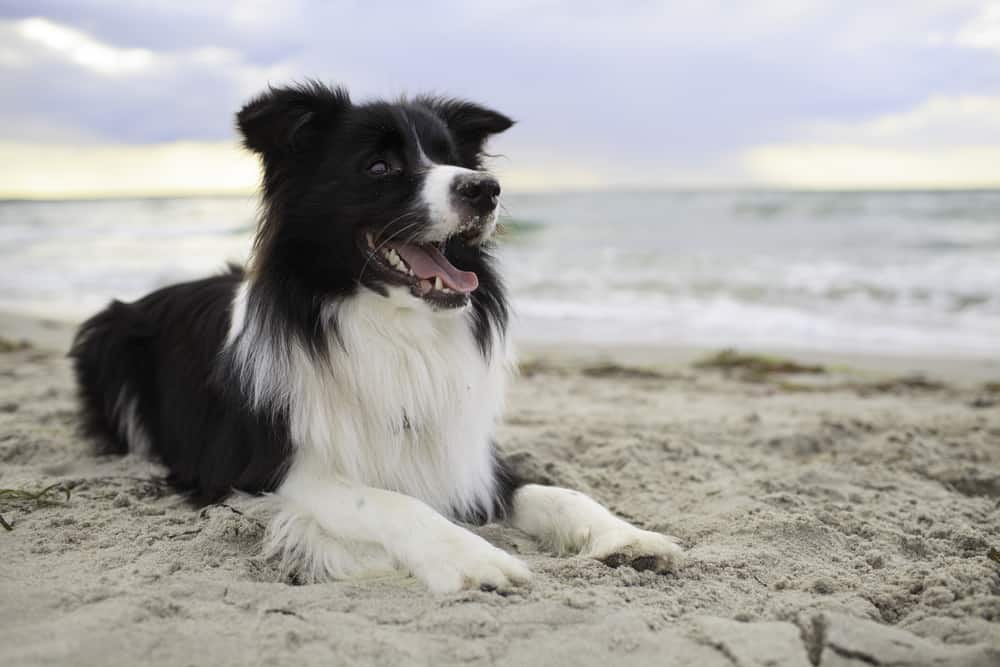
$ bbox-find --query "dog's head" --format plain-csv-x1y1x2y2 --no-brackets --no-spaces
237,82,513,311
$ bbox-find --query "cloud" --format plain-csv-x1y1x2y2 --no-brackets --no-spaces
0,140,260,198
954,2,1000,52
15,17,155,75
802,94,1000,148
0,16,294,143
741,94,1000,187
743,144,1000,188
3,3,1000,191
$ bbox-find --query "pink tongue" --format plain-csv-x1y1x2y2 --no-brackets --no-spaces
389,243,479,293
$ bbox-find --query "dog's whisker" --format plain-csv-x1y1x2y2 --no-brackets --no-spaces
358,215,423,282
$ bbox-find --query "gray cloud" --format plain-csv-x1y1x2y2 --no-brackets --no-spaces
3,1,999,172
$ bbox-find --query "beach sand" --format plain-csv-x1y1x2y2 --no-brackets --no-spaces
1,315,998,666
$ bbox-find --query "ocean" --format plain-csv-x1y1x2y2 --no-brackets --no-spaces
1,190,998,358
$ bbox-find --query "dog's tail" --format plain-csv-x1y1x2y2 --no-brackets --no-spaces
70,300,155,456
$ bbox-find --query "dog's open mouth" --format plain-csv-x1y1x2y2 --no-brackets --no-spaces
361,231,478,308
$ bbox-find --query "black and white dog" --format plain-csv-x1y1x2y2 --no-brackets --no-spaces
71,82,682,592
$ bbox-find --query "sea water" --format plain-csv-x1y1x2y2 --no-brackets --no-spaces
1,190,998,357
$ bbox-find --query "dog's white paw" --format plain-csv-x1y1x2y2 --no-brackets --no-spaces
406,527,532,594
583,523,684,573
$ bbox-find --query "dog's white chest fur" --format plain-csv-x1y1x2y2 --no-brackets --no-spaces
231,285,509,519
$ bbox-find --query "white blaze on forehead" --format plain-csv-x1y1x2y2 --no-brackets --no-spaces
420,164,479,240
410,123,433,169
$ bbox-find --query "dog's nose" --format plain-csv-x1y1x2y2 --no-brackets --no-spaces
453,175,501,214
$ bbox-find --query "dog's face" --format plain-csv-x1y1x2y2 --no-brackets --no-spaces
237,83,513,310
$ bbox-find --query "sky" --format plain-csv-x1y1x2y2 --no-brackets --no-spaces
3,1,1000,196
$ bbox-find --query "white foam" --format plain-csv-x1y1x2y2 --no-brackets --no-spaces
2,192,998,358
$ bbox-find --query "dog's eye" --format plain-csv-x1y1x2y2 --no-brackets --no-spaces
368,161,389,176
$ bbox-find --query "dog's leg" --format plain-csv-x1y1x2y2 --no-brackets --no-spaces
275,473,531,593
507,484,683,573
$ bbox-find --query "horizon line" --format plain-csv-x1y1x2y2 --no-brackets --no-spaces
4,183,1000,203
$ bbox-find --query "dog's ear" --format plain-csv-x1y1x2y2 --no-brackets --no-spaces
419,97,514,164
237,82,350,160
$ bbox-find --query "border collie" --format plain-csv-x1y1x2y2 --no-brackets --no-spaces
71,82,682,592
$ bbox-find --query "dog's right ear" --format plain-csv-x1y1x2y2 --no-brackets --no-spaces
236,82,350,160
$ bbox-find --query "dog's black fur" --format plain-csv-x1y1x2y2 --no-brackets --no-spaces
71,82,517,509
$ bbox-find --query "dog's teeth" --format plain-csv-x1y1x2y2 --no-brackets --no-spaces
434,276,443,291
407,268,414,276
366,232,374,248
442,287,454,294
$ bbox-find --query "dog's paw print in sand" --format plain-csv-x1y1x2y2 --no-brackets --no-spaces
584,525,684,574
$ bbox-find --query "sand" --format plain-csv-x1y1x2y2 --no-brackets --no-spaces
1,314,998,667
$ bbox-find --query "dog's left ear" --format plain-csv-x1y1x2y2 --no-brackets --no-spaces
237,82,350,165
419,97,514,165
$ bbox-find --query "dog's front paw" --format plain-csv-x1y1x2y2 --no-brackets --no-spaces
407,528,531,594
583,524,684,574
